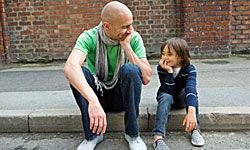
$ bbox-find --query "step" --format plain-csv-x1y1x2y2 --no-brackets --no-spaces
0,107,250,132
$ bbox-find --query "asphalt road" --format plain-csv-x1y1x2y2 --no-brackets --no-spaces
0,56,249,110
0,131,250,150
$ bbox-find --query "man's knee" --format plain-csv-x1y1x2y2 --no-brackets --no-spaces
81,66,91,76
80,66,95,85
119,64,141,80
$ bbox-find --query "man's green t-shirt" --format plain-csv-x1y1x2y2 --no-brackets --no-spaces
74,26,146,81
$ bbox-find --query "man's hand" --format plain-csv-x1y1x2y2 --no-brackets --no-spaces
120,26,134,50
64,49,107,134
159,59,173,73
182,106,197,132
88,100,107,135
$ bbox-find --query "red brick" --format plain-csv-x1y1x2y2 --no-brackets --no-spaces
32,12,44,16
242,20,250,25
8,22,18,26
235,6,249,11
236,35,248,39
136,6,149,10
69,14,82,19
236,25,248,30
19,22,31,26
243,30,250,34
242,39,250,43
232,30,242,34
32,21,45,25
8,12,17,17
18,12,30,16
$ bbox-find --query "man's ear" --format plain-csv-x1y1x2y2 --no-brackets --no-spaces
103,22,111,30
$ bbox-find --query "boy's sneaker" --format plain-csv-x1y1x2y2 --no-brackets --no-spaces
77,134,104,150
153,139,170,150
125,133,147,150
191,129,205,147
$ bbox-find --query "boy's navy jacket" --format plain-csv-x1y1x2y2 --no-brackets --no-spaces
157,63,198,107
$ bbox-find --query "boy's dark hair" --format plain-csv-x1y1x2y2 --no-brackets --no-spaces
160,37,190,67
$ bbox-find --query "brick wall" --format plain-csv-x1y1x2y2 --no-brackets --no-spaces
6,0,106,62
2,0,249,62
176,0,232,58
125,0,176,57
6,1,47,62
6,0,177,62
231,0,250,54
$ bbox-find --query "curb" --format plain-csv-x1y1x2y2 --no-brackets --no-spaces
0,107,250,133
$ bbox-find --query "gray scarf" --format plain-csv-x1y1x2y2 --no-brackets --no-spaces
94,23,125,90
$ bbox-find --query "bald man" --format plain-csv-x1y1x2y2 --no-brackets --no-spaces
64,1,152,150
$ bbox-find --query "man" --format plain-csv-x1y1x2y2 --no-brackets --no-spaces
64,1,152,150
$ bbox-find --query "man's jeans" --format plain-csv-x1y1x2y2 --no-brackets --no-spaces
70,64,142,140
153,90,200,137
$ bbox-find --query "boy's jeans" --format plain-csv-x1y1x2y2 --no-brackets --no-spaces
153,90,200,137
70,64,142,140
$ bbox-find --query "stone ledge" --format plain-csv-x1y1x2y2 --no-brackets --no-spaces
0,110,31,132
0,107,250,133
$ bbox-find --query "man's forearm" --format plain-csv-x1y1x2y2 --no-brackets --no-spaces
64,63,99,104
123,46,152,85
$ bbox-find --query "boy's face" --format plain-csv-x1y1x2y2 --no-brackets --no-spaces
161,45,181,68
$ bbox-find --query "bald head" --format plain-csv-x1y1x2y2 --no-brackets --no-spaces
101,1,132,22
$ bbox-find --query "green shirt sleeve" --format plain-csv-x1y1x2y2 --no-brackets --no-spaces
131,31,147,58
74,28,96,54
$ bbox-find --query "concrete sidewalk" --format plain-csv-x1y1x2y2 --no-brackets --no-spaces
1,131,250,149
0,56,250,132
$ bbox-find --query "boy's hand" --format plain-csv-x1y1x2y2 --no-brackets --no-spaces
159,59,173,73
182,106,197,132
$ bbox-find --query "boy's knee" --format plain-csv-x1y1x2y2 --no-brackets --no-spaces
157,93,173,105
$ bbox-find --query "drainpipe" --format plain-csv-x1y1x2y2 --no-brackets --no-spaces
0,0,9,63
175,0,184,37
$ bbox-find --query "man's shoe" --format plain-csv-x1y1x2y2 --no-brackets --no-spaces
191,129,205,147
77,134,104,150
153,139,170,150
125,133,147,150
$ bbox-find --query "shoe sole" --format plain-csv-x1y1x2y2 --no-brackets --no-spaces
191,141,205,147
